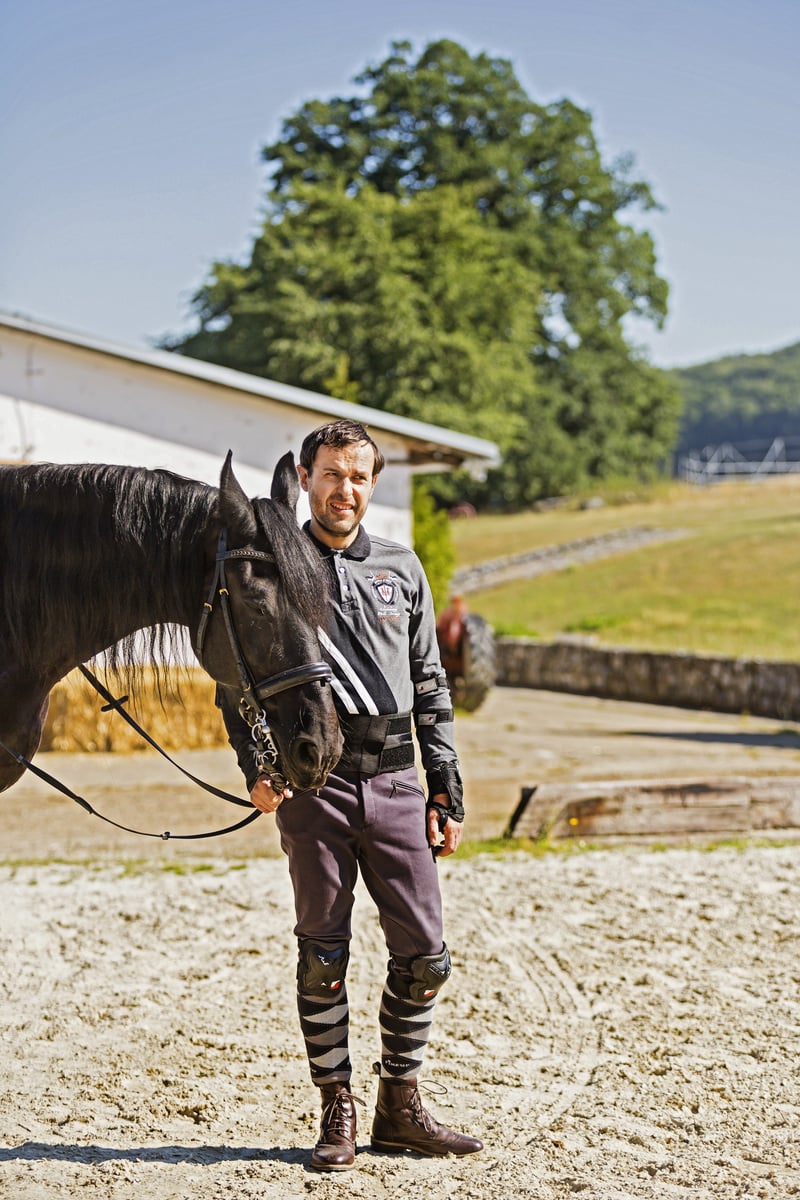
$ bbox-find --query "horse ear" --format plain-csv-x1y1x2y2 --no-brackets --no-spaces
219,451,258,543
270,451,300,512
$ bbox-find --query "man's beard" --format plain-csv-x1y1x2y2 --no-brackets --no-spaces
315,505,360,537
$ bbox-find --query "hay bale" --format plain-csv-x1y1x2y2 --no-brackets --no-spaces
41,668,228,753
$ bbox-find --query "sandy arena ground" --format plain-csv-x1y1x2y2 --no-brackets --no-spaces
1,687,800,1198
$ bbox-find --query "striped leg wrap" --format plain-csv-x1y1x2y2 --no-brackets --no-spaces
378,979,436,1081
378,948,451,1080
297,986,352,1086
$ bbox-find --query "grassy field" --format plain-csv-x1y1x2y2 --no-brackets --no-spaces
452,477,800,661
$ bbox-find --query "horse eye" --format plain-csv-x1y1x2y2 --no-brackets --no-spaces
249,560,273,580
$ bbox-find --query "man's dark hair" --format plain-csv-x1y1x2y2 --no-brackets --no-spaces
299,419,385,477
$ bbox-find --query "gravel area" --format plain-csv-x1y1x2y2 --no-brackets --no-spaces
1,688,799,1197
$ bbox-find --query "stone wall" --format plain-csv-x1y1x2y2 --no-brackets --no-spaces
495,637,800,722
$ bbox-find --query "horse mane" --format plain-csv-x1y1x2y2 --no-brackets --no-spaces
1,462,329,696
0,462,215,680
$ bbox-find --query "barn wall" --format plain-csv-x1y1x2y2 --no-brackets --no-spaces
0,326,413,544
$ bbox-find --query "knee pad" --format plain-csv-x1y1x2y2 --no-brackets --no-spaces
297,938,350,997
388,945,451,1003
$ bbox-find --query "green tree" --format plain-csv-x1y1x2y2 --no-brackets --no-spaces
412,480,455,613
168,38,680,506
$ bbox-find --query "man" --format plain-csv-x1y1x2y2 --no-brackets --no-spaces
220,418,482,1171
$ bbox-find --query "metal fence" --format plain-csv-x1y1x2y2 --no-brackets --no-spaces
678,437,800,484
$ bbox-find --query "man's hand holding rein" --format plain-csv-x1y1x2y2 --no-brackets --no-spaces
250,774,293,813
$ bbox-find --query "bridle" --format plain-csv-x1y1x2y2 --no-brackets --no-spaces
195,529,333,793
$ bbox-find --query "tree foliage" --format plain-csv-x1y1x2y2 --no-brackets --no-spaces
168,38,681,507
412,479,455,612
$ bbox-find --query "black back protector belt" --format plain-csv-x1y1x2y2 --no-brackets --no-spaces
337,713,415,777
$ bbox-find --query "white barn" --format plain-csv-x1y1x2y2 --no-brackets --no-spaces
0,313,499,545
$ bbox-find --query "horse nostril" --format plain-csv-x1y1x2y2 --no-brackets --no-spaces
292,733,322,769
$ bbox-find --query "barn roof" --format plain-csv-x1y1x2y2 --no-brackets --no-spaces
0,312,500,473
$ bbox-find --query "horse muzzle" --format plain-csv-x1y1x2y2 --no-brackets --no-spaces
281,725,343,792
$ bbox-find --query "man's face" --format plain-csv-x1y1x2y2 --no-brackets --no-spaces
298,441,378,548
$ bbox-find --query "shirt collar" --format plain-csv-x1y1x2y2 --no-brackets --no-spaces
304,521,371,560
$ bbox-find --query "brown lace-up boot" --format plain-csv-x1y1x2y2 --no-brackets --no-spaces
310,1083,364,1171
370,1067,483,1157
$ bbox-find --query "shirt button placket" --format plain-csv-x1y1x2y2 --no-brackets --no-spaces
335,552,350,601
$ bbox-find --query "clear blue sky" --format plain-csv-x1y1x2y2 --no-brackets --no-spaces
2,0,798,368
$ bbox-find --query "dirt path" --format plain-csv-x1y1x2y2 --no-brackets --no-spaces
1,688,800,1198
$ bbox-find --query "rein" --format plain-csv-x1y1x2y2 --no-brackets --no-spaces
0,526,333,842
0,734,263,841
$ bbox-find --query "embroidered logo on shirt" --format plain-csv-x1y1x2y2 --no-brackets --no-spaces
369,572,400,618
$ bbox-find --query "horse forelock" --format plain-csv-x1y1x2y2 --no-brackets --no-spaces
253,499,329,630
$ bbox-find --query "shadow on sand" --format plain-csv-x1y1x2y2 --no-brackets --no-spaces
0,1141,306,1166
621,729,800,750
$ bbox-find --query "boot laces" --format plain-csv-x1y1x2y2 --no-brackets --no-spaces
323,1090,364,1136
410,1080,447,1135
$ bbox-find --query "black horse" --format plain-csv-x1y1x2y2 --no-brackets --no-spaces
0,451,342,795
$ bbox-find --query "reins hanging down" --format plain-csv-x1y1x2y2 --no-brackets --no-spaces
0,732,263,841
77,664,256,808
0,656,269,841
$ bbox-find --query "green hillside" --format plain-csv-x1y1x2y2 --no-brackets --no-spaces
672,340,800,456
451,476,800,661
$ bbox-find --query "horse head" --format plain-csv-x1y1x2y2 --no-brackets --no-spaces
198,452,342,792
